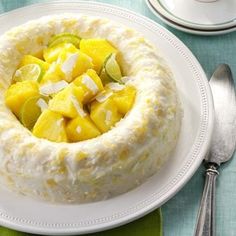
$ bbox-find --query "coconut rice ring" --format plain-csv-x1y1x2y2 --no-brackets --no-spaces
0,14,181,203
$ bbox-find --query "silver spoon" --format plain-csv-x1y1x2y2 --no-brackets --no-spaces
194,64,236,236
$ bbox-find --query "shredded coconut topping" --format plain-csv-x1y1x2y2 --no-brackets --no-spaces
40,80,68,95
47,62,57,73
61,53,79,81
95,91,113,103
56,118,64,127
105,110,112,125
107,82,125,91
82,75,99,94
14,70,21,77
36,98,48,112
71,95,87,117
76,126,82,134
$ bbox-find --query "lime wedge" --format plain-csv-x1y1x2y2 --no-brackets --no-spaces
13,64,42,83
99,67,112,84
20,96,47,130
104,53,122,83
48,33,81,48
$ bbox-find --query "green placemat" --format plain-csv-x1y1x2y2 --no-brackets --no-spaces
0,208,162,236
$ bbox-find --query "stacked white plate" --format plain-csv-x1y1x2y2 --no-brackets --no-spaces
146,0,236,35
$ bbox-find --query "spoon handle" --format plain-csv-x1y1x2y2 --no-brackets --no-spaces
194,165,219,236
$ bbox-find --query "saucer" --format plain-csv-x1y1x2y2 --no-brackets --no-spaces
147,0,236,31
146,0,236,35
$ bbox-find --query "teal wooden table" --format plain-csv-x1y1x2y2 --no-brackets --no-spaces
0,1,236,235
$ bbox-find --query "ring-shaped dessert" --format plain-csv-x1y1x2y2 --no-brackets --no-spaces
0,14,181,203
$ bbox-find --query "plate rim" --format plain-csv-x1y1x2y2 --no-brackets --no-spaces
0,1,214,235
148,0,236,30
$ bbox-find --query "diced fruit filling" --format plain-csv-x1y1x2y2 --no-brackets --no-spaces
80,38,117,72
4,33,136,142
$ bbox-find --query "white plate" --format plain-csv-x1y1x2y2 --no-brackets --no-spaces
0,1,214,235
146,0,236,36
148,0,236,31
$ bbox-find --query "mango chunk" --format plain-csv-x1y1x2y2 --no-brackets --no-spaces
56,48,93,82
43,43,78,63
80,38,117,72
113,86,136,115
5,80,39,117
73,69,104,103
48,84,85,118
90,97,122,133
19,55,50,73
32,109,67,142
66,115,101,142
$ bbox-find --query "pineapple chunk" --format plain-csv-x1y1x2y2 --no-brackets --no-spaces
32,109,67,142
19,55,50,72
32,50,44,60
73,69,104,103
5,80,39,117
90,97,122,133
56,48,93,82
48,84,85,118
40,63,64,85
113,86,136,115
43,43,78,63
80,38,117,72
66,115,101,142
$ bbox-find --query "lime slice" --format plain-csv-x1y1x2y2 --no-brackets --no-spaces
48,33,81,48
20,96,47,130
13,64,42,83
104,53,123,83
